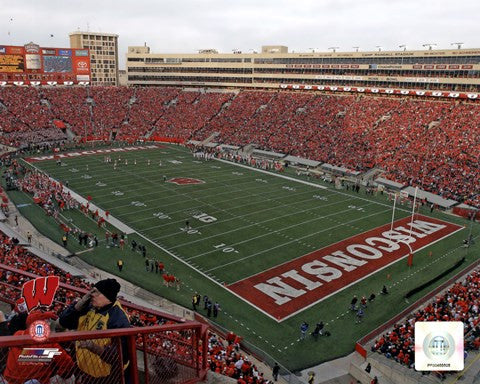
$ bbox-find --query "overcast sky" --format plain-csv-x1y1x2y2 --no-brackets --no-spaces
1,0,479,68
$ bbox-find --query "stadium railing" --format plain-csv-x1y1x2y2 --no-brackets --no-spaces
0,323,209,384
0,263,192,325
0,263,209,383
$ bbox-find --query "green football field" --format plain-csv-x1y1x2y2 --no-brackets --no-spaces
17,144,479,371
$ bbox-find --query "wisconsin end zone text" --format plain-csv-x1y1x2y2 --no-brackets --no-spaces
228,215,463,321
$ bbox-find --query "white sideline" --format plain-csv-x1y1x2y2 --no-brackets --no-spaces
214,158,328,190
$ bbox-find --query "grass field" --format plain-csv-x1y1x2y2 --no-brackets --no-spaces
13,143,480,371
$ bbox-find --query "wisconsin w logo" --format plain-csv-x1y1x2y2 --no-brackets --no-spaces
22,276,60,312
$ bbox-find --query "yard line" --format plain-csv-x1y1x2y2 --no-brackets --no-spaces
144,188,337,235
125,186,276,223
70,154,337,243
51,156,256,189
213,157,411,213
96,178,278,214
68,158,293,210
186,201,375,261
56,152,281,207
206,208,390,273
166,196,352,247
66,165,254,191
114,177,295,218
214,157,328,190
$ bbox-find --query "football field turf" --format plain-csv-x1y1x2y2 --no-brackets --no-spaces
20,144,479,371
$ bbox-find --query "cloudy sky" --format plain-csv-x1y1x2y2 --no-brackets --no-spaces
1,0,479,68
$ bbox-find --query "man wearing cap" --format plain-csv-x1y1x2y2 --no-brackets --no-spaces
59,278,131,383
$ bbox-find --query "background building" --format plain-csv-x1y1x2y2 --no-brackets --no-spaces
70,31,118,85
125,45,480,92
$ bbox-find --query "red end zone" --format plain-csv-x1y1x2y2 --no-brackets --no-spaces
25,145,162,162
227,215,463,321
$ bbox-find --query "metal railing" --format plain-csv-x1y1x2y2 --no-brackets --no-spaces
0,323,209,384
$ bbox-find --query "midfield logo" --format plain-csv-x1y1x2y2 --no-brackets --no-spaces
167,177,205,185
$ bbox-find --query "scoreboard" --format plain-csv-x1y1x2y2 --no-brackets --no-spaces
0,42,91,85
0,55,24,72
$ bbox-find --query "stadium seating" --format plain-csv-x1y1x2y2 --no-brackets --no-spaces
0,86,479,206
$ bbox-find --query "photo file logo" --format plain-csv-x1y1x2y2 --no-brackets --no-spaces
18,348,62,364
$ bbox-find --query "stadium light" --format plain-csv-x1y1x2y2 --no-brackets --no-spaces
352,46,359,52
451,42,464,49
376,46,382,52
328,47,339,53
308,48,319,53
422,43,437,50
399,44,407,51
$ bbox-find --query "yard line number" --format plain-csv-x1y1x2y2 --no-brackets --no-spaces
214,243,239,254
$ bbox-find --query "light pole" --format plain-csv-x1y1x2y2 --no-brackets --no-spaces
376,45,382,52
399,44,407,51
352,46,359,52
451,42,464,50
328,47,339,53
422,43,437,50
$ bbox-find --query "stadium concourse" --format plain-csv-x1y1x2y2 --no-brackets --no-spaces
0,86,479,208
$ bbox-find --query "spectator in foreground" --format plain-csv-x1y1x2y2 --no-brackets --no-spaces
59,278,131,383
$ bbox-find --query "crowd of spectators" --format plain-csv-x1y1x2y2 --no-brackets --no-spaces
1,87,479,206
153,91,232,140
90,86,133,138
207,331,272,383
371,269,480,370
40,87,93,138
0,87,66,146
17,170,78,216
197,92,480,206
125,87,180,139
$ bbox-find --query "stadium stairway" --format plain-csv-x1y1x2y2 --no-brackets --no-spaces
200,131,220,146
64,125,76,140
349,355,397,384
359,354,439,384
361,168,384,185
240,143,256,157
144,125,157,139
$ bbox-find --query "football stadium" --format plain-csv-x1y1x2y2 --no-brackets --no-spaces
0,3,480,384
